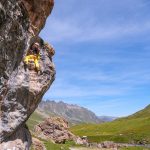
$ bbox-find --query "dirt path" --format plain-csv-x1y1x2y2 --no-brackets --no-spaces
69,148,116,150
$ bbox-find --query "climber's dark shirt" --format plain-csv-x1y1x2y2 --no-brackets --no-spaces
27,47,40,55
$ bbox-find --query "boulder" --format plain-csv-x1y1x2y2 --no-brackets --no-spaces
32,137,46,150
0,0,55,149
34,117,76,144
101,141,118,149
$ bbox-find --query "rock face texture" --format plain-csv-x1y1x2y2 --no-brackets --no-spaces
0,0,55,149
22,0,54,34
32,137,46,150
34,117,76,144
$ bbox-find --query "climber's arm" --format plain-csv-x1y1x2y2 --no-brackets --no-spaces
24,56,29,64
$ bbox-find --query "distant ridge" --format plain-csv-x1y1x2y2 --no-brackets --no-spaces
37,100,103,124
98,116,117,122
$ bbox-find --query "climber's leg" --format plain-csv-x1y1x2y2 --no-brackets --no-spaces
35,59,40,72
24,56,30,71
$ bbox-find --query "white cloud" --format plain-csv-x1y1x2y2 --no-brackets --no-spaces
45,85,127,99
41,0,150,43
44,66,150,100
41,18,150,43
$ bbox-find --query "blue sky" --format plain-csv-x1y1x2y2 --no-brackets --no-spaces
40,0,150,117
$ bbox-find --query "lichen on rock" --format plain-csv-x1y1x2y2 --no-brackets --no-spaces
0,0,55,149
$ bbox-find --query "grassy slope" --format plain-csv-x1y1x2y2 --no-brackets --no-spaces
27,105,150,148
71,105,150,143
121,147,150,150
27,111,79,149
26,111,46,130
30,138,75,150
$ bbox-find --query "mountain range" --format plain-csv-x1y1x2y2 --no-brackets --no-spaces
27,100,118,130
37,100,103,124
98,116,117,122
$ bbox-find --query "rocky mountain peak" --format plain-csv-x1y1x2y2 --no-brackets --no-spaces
38,100,103,124
0,0,55,149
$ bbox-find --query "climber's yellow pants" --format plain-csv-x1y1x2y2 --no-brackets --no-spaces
24,55,40,70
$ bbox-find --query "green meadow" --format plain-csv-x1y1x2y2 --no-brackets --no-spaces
71,105,150,144
28,105,150,149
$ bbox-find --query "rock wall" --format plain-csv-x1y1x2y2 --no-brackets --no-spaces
0,0,55,149
22,0,54,35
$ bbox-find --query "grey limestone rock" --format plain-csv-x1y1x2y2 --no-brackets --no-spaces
0,0,55,149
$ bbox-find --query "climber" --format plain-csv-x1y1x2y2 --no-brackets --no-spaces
27,42,40,56
24,42,40,72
